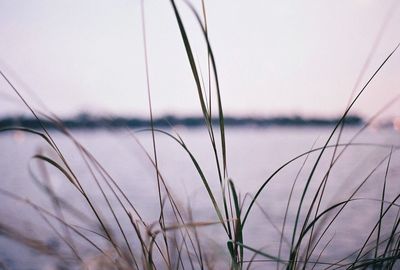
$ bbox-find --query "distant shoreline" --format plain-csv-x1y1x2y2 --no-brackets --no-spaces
0,114,369,130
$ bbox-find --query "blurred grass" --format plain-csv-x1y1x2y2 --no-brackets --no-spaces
0,1,400,269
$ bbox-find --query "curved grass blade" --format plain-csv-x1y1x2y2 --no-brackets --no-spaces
287,40,400,270
143,128,227,234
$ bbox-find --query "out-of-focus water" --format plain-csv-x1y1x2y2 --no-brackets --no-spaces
0,127,399,269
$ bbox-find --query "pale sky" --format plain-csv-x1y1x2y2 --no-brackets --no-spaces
0,0,399,119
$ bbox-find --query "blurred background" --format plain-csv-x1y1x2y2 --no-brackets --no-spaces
0,0,399,120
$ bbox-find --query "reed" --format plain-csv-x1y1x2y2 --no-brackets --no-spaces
0,1,399,269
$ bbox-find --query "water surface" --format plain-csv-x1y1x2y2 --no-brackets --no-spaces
0,127,399,269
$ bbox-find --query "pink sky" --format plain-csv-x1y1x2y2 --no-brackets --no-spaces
0,0,399,120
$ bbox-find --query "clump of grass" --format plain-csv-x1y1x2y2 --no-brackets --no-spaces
1,1,400,269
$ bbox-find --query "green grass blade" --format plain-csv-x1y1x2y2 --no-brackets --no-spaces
229,179,243,268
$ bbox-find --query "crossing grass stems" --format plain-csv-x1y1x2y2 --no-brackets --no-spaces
1,1,400,269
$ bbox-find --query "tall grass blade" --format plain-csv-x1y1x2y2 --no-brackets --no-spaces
229,179,243,268
140,0,172,266
287,40,400,270
373,147,392,269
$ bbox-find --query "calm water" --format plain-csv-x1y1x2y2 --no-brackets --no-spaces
0,127,399,269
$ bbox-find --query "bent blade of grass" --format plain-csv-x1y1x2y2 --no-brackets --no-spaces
28,159,83,261
299,150,396,266
41,114,183,267
348,150,397,268
3,7,152,267
324,0,400,222
293,199,357,254
32,154,82,193
2,37,197,268
287,40,400,270
0,119,122,259
299,94,400,265
32,154,122,259
0,70,86,197
241,142,400,228
35,116,161,267
141,128,228,233
315,7,400,260
46,119,146,223
0,70,60,156
0,127,55,147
